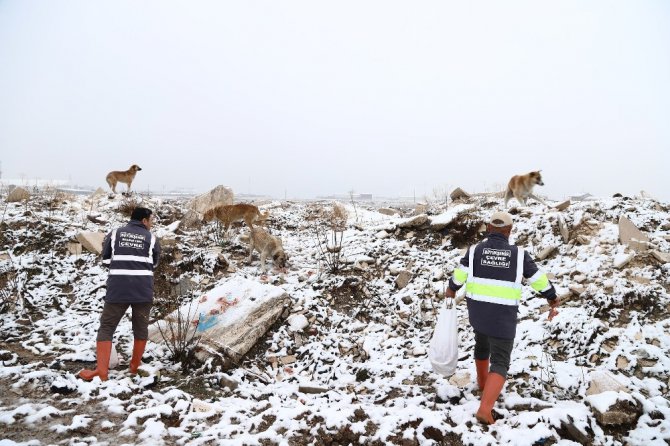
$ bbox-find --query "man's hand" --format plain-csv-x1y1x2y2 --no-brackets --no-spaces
547,297,560,321
445,288,456,299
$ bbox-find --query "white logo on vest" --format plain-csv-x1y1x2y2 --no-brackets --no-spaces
480,248,511,268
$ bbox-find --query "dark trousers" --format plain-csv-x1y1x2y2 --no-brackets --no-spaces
474,331,514,378
96,302,152,342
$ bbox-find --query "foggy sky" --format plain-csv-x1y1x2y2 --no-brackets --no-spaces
1,1,669,201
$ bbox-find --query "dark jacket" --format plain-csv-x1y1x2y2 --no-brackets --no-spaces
102,220,160,303
448,232,556,339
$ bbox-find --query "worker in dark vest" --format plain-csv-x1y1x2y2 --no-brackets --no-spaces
445,211,559,424
79,207,161,381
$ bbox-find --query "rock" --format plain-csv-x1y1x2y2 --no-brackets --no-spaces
613,253,635,269
575,235,589,245
375,230,389,239
75,232,105,255
448,372,471,387
573,274,586,284
219,375,239,391
66,242,82,256
378,208,399,216
398,215,429,229
299,385,329,394
287,314,309,332
586,370,628,396
554,200,571,211
569,284,585,295
6,187,30,203
188,185,234,214
413,204,428,215
558,215,569,243
401,295,413,305
450,187,471,201
395,270,412,290
0,251,10,261
536,246,556,261
412,346,426,356
618,216,650,251
651,250,670,263
588,391,642,426
616,356,629,370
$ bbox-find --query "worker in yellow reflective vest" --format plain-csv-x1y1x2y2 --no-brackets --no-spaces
445,211,560,425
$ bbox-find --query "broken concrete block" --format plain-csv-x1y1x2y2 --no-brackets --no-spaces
613,253,635,269
6,187,30,203
448,371,471,387
616,356,630,370
554,200,571,211
395,270,412,290
651,250,670,263
586,370,628,396
450,187,471,201
536,246,556,261
148,277,290,366
618,216,649,251
75,232,105,255
587,391,642,426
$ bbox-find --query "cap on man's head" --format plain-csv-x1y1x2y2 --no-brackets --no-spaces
489,211,513,228
131,207,153,221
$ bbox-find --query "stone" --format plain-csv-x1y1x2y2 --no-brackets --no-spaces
395,270,412,290
287,314,309,332
558,215,569,243
586,370,628,396
575,235,589,245
6,187,30,203
398,215,429,229
378,208,399,216
618,216,649,251
536,246,556,261
651,250,670,263
75,232,105,255
569,284,585,295
589,392,642,426
375,230,389,239
299,385,329,394
448,372,471,387
616,356,629,370
413,204,428,215
66,242,82,256
188,185,234,214
613,253,635,269
554,200,571,211
450,187,471,201
219,376,239,391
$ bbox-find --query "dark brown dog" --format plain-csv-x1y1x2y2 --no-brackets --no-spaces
504,171,548,207
106,165,142,194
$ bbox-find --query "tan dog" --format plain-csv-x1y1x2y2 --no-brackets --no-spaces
504,170,548,207
245,227,287,272
106,164,142,194
203,203,269,234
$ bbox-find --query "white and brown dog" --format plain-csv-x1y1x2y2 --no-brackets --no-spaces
244,227,287,272
504,170,548,207
106,164,142,194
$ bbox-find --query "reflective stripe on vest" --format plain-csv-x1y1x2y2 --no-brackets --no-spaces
466,244,524,306
528,269,550,292
109,269,153,276
453,266,468,285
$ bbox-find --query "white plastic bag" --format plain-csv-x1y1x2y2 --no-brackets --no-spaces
428,299,458,377
109,343,119,368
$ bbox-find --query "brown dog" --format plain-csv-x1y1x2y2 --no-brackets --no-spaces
106,164,142,194
203,203,269,234
504,170,548,207
245,227,287,272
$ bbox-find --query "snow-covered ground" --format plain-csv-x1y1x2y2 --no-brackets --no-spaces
0,189,669,445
